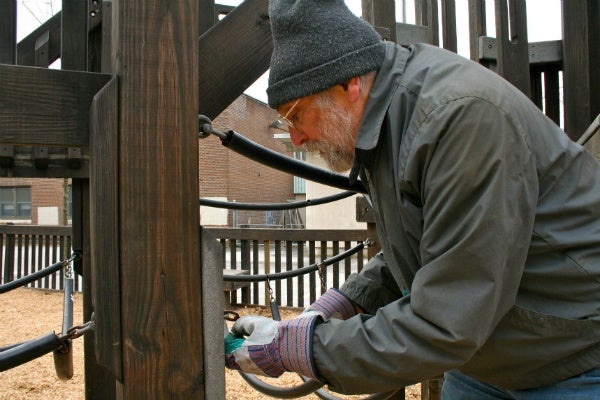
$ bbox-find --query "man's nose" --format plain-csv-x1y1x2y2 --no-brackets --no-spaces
289,126,308,146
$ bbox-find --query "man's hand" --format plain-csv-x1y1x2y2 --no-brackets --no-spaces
225,314,321,379
304,288,358,320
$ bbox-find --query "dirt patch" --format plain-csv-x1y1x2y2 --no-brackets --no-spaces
0,288,420,399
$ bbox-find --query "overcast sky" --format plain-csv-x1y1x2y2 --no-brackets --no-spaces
16,0,562,103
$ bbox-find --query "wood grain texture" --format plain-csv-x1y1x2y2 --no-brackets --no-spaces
0,65,110,146
113,0,203,397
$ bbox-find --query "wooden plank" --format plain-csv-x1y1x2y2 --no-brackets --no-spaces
207,227,368,242
0,0,17,64
252,240,260,304
198,0,215,36
241,239,251,303
113,0,203,396
286,240,293,305
577,115,600,162
0,224,71,236
275,241,282,304
468,0,487,62
478,38,563,65
396,23,431,46
17,12,62,66
0,65,110,146
441,0,457,52
61,0,89,71
413,0,439,45
89,76,122,382
495,0,530,97
562,0,600,140
198,0,272,119
297,241,305,308
543,67,561,125
362,0,397,42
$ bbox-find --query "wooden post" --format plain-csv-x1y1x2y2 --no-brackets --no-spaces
495,0,530,97
361,0,397,42
111,0,203,397
0,0,16,64
562,0,600,141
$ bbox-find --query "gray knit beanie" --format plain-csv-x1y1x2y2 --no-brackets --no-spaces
267,0,386,108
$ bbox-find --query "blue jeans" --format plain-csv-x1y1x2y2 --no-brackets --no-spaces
441,368,600,400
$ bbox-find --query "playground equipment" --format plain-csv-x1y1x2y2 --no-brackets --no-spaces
0,1,597,399
0,253,93,379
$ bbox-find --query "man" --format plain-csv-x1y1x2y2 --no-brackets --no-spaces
225,0,600,398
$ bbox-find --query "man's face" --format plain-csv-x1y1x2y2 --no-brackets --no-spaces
277,89,360,172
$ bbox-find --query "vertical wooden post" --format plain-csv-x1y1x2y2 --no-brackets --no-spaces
562,0,600,140
0,0,16,168
468,0,488,65
441,0,457,53
112,0,203,397
362,0,397,43
61,1,118,397
494,0,530,97
0,0,16,64
3,232,15,284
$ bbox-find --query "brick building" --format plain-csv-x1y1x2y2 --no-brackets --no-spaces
200,94,298,226
0,95,297,226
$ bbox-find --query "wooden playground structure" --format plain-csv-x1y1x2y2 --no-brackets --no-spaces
0,1,598,399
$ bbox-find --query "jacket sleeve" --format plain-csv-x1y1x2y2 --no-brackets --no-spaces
340,252,404,313
311,98,539,394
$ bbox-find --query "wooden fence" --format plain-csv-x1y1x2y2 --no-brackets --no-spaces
0,225,369,308
208,227,370,308
0,224,77,291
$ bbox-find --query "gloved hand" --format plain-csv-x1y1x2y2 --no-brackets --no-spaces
225,314,321,379
303,288,357,320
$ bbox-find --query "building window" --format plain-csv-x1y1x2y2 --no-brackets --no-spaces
293,151,306,195
0,187,31,219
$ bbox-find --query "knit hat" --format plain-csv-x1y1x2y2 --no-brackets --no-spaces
267,0,386,108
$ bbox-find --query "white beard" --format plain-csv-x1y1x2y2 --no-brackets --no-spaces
304,95,358,172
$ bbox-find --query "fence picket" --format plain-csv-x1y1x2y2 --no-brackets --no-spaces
1,226,369,307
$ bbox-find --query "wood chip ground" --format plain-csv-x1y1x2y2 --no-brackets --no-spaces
1,288,420,399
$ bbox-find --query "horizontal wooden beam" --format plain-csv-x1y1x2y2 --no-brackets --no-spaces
396,23,431,46
206,227,367,242
0,64,110,146
479,37,563,66
199,0,272,118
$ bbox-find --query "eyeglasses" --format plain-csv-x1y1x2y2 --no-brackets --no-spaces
278,98,300,129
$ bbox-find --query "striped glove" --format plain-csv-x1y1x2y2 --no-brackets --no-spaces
304,288,357,320
225,314,320,379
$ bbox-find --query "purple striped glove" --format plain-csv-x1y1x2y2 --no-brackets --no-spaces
304,288,357,320
225,314,320,379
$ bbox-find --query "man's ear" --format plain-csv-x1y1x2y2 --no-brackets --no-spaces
345,76,362,102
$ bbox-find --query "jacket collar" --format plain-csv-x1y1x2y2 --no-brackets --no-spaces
350,42,411,183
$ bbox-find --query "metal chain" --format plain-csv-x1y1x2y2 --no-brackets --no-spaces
317,261,327,292
59,312,95,344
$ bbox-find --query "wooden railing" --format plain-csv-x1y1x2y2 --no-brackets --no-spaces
207,227,371,308
0,224,77,291
0,225,370,308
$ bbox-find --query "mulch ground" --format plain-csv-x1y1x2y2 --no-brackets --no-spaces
1,288,420,399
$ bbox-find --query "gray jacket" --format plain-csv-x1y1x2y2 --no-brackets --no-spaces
312,42,600,394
